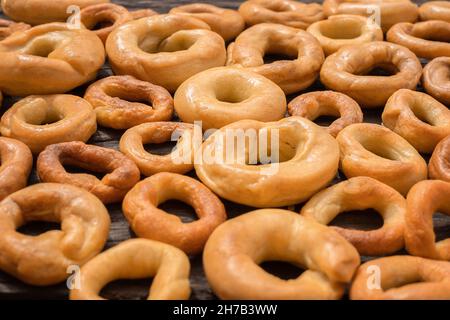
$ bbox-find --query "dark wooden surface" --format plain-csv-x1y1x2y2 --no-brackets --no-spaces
0,0,448,300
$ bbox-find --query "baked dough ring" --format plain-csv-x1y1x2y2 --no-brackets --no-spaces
195,117,340,208
0,23,105,96
123,173,227,255
37,142,140,204
301,176,406,256
130,9,158,20
419,1,450,22
350,256,450,300
405,180,450,261
170,3,245,41
336,123,427,195
1,0,110,25
174,67,286,130
120,122,195,176
288,91,363,137
382,89,450,154
106,14,226,93
239,0,324,29
0,137,33,201
203,209,360,300
0,183,110,286
429,135,450,183
387,20,450,59
320,41,422,108
0,19,30,41
307,14,383,56
0,95,97,154
226,23,324,95
70,239,191,300
84,76,174,130
423,57,450,106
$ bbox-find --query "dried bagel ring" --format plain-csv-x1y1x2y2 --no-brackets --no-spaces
70,239,191,300
0,95,97,154
336,123,427,195
307,15,383,56
0,183,110,286
0,19,30,41
301,177,406,256
130,9,158,20
106,14,226,93
84,76,173,130
320,41,422,108
405,180,450,261
0,137,32,201
37,142,140,204
119,122,195,176
387,20,450,59
429,135,450,183
419,1,450,22
204,209,360,300
170,3,245,41
382,89,450,154
423,57,450,106
288,91,363,137
123,173,227,255
226,23,324,94
239,0,324,29
350,256,450,300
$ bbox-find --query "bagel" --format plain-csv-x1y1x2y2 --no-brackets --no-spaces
423,57,450,106
429,135,450,183
0,19,30,41
419,1,450,22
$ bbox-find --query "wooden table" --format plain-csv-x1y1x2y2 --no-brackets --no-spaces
0,0,447,300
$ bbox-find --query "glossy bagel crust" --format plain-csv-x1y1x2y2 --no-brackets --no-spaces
174,67,287,130
106,14,226,93
0,23,105,96
419,1,450,22
0,137,33,201
226,23,324,95
320,41,422,108
195,117,340,208
239,0,324,29
0,95,97,154
123,173,227,255
170,3,245,41
429,136,450,183
382,89,450,154
84,76,174,130
0,19,30,41
70,239,191,300
130,9,158,20
423,57,450,106
405,180,450,261
203,209,360,300
288,91,363,137
0,183,110,286
301,177,406,256
336,123,427,195
37,142,140,204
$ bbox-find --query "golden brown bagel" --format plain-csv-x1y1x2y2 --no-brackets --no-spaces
429,135,450,183
423,57,450,106
419,1,450,22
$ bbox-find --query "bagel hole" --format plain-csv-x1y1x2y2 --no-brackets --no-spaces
260,261,305,280
314,115,339,127
100,278,153,300
26,42,57,58
215,85,251,103
63,164,108,180
320,22,363,39
91,19,114,30
363,143,398,161
159,200,198,223
140,34,196,53
433,212,450,242
410,102,435,126
329,209,384,231
144,140,178,156
104,88,152,106
18,221,60,236
24,110,63,126
263,53,297,64
362,63,399,77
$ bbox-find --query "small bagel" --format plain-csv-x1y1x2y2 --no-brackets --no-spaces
350,256,450,300
307,15,383,56
429,135,450,183
170,3,245,41
0,137,33,201
336,123,427,195
288,91,363,137
0,19,30,41
405,180,450,261
174,67,286,130
239,0,324,29
419,1,450,22
130,9,158,20
226,23,324,95
423,57,450,106
195,117,340,208
123,173,227,255
37,142,140,204
119,122,195,176
0,95,97,154
0,23,105,96
387,20,450,59
204,209,360,300
382,89,450,154
84,76,174,130
301,177,406,256
106,14,226,93
320,41,422,108
0,183,110,286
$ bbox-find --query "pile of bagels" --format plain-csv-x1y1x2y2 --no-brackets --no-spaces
0,0,450,300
